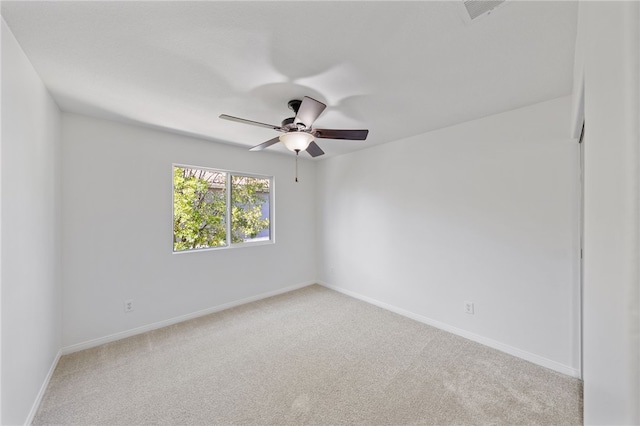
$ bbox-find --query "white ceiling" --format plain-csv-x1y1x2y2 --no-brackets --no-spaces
1,1,578,159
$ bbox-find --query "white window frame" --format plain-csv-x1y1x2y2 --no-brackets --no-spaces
172,163,274,253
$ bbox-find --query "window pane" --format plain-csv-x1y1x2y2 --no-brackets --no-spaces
173,167,227,251
231,175,270,244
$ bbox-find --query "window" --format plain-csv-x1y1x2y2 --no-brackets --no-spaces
173,165,272,252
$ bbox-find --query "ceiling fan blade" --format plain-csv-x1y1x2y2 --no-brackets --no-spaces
249,137,281,151
313,129,369,140
294,97,326,128
219,114,282,131
305,141,325,157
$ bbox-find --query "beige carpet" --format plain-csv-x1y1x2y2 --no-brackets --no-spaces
34,285,582,425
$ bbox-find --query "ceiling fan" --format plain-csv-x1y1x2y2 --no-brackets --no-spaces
219,96,369,158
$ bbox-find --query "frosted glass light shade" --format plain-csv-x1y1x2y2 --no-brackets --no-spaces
279,132,314,152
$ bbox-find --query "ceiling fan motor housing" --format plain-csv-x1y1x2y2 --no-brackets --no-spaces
286,100,308,129
280,117,301,131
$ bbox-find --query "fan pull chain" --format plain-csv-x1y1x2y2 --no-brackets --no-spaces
295,150,299,182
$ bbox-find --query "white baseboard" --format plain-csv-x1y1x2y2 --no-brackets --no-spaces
25,349,62,426
61,278,581,377
318,281,581,379
62,281,315,355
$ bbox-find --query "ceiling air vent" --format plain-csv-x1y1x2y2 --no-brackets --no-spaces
463,0,505,20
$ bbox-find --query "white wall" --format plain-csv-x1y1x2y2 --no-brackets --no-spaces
61,113,317,348
577,2,640,424
317,96,580,376
1,19,62,425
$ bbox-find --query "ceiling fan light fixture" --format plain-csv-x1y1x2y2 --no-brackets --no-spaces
279,132,314,152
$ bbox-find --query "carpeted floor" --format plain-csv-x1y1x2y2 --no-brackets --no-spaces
34,285,582,425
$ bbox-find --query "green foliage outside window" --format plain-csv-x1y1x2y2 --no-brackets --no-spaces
173,167,270,252
231,175,270,243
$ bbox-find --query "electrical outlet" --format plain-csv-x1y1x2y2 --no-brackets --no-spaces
464,301,474,315
124,299,134,313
